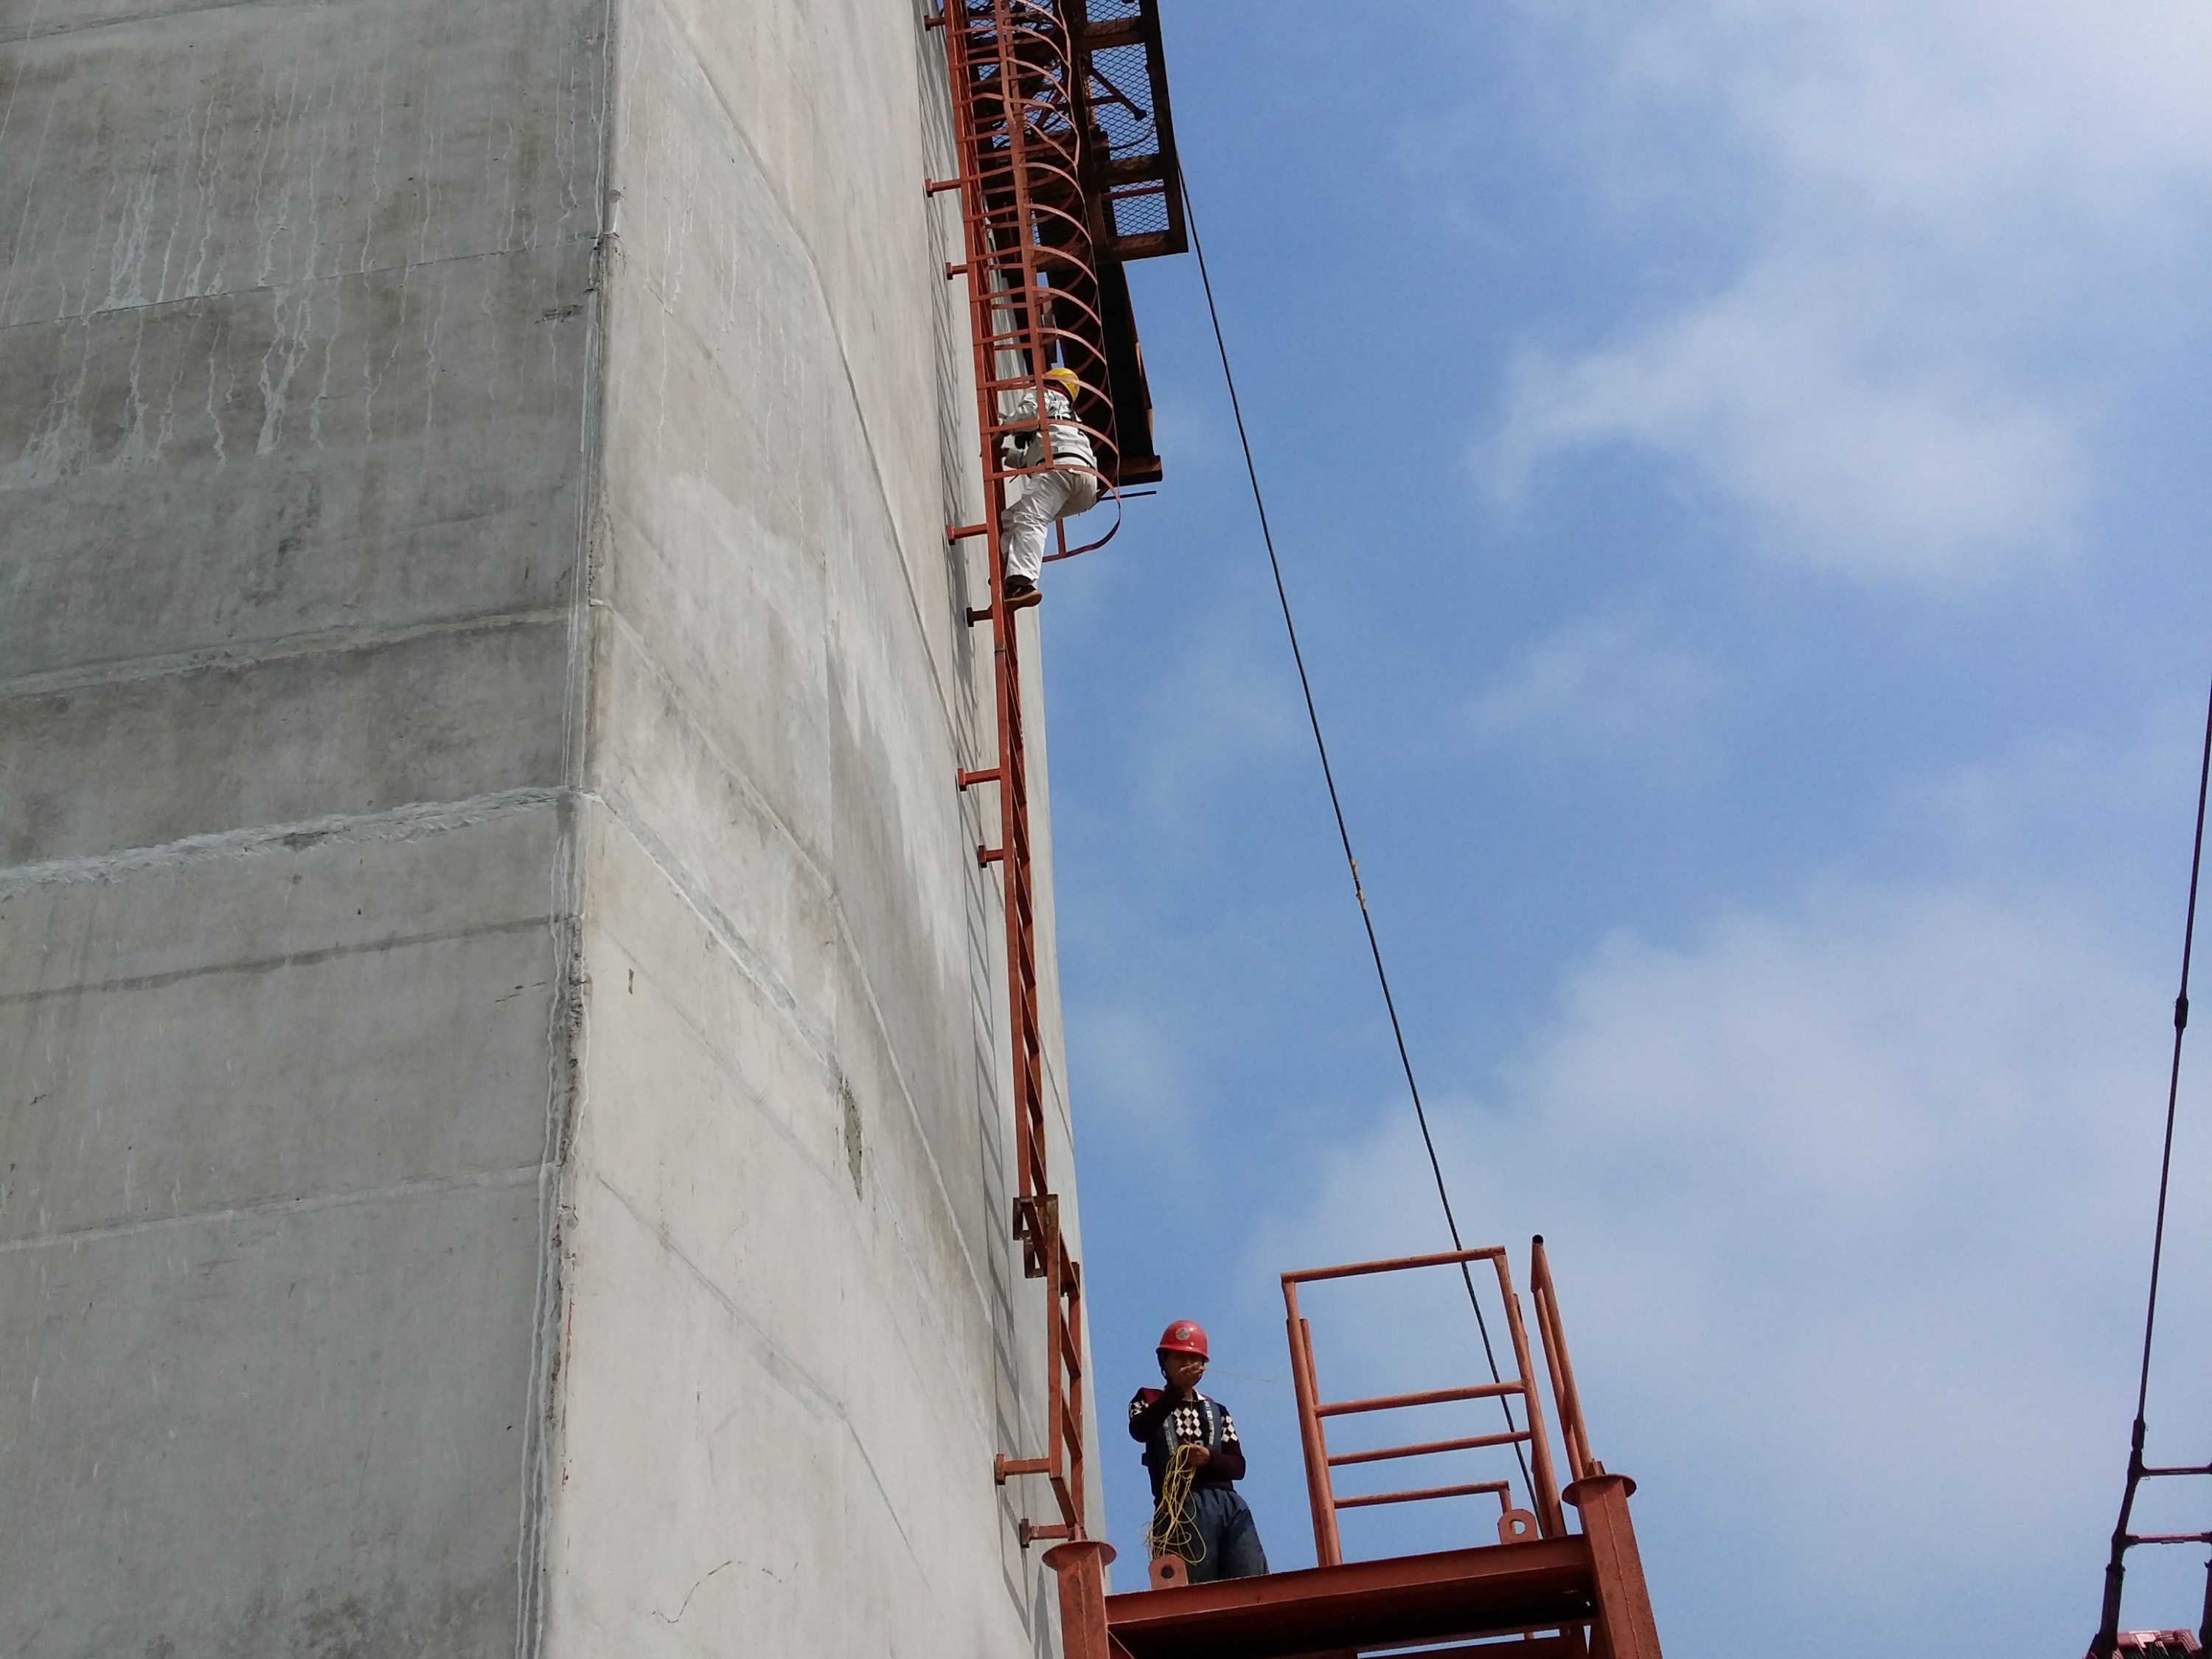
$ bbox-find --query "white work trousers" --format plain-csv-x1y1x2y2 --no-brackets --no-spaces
1001,466,1099,583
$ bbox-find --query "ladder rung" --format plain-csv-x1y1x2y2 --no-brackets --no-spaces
1316,1380,1526,1416
1336,1481,1512,1511
1329,1430,1533,1467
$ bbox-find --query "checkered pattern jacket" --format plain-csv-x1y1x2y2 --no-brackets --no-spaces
1128,1387,1247,1499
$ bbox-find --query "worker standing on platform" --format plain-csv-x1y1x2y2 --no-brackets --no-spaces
998,364,1099,605
1128,1320,1270,1582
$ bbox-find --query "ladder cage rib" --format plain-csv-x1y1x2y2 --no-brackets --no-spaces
945,1,1105,1548
938,0,1186,1550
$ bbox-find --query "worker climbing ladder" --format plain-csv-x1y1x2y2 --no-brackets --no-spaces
933,0,1132,1549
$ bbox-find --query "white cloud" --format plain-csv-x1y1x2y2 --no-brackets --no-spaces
1252,877,2204,1647
1497,268,2083,580
1483,0,2212,582
1464,611,1719,762
1886,699,2212,905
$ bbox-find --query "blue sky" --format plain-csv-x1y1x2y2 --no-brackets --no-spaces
1034,0,2212,1649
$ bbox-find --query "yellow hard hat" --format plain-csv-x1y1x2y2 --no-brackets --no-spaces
1043,365,1082,395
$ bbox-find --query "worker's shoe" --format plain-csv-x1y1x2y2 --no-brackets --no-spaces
1003,575,1040,608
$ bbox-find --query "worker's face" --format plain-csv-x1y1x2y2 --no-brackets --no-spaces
1160,1351,1206,1394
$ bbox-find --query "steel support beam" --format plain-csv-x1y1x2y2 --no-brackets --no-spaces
1105,1538,1599,1659
1045,1539,1120,1659
1563,1473,1662,1659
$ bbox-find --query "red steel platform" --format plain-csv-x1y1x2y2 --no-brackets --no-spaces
1105,1535,1599,1659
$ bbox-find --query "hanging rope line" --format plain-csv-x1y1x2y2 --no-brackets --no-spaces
1146,1443,1209,1565
1180,173,1532,1495
2093,664,2212,1655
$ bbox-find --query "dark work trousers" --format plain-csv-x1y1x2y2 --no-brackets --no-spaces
1164,1486,1268,1583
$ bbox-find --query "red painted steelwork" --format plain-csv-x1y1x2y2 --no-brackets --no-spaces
1335,1479,1512,1512
1284,1247,1565,1558
939,0,1102,1548
1044,1540,1121,1659
1531,1236,1593,1484
1315,1381,1524,1418
1105,1538,1601,1659
937,0,1178,1549
1062,0,1185,262
1328,1429,1533,1468
1565,1473,1662,1659
1091,1242,1661,1659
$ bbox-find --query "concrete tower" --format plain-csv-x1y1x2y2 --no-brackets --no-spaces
0,0,1096,1651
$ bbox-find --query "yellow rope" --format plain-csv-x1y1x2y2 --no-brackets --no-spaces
1145,1441,1208,1565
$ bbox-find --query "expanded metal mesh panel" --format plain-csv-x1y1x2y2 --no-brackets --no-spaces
1087,41,1158,168
1065,0,1183,258
1109,181,1170,239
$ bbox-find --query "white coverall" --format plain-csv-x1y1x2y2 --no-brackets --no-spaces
1000,384,1099,584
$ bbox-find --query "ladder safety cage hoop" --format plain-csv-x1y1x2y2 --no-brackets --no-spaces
933,0,1147,1548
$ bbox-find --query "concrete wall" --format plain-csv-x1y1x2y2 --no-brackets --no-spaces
0,0,1096,1649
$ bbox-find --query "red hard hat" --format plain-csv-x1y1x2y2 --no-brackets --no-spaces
1157,1320,1209,1360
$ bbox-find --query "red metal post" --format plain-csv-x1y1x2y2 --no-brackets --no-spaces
1531,1235,1593,1484
1043,1538,1120,1659
1564,1473,1662,1659
1283,1279,1343,1567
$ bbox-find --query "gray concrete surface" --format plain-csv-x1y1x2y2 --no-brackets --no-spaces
0,0,1096,1649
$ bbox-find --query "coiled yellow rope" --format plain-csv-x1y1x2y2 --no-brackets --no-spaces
1144,1442,1208,1566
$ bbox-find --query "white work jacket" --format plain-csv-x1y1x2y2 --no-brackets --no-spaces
1006,386,1097,473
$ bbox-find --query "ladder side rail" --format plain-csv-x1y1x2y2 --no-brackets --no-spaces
962,7,1051,1231
1489,1252,1566,1540
1530,1236,1593,1484
1037,1202,1075,1537
942,0,1109,1548
949,0,1060,1522
1062,1248,1089,1531
953,29,1035,1217
1281,1250,1587,1554
1281,1277,1346,1567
